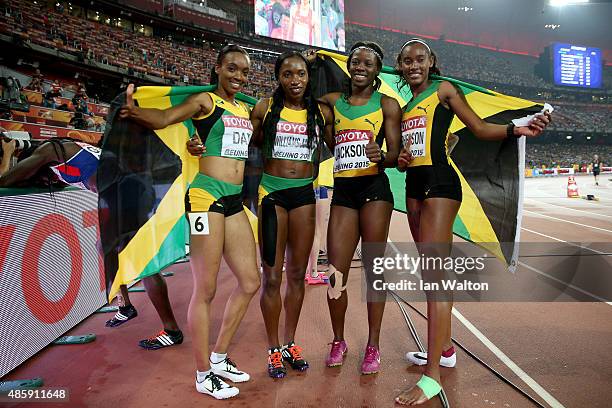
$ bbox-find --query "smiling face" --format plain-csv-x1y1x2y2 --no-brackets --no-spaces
215,51,250,96
397,43,433,89
348,48,380,89
278,56,308,100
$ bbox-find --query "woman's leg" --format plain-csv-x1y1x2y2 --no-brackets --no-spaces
406,198,423,242
213,211,261,354
142,273,179,332
396,198,460,405
359,200,393,349
188,212,226,372
326,205,360,341
259,205,289,349
284,203,316,344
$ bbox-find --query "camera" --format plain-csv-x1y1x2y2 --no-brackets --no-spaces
0,130,33,156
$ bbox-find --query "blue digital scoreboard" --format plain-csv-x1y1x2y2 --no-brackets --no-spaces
553,43,602,88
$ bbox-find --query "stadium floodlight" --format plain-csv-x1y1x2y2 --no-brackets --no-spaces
549,0,589,6
566,135,573,139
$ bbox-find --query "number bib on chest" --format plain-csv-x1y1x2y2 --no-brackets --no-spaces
271,122,314,161
333,129,371,173
221,115,253,159
401,115,427,158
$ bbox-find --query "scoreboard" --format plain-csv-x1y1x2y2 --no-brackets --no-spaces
553,43,602,89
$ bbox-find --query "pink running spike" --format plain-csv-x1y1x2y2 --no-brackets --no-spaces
361,345,380,375
325,340,348,367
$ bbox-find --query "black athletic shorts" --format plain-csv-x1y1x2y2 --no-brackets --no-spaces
332,173,394,209
260,183,316,211
405,165,462,202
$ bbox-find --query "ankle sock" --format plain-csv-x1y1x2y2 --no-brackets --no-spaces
210,352,227,364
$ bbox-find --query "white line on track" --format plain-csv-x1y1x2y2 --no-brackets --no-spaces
452,307,566,408
524,198,612,219
519,261,612,305
523,210,612,234
386,238,566,408
521,227,610,256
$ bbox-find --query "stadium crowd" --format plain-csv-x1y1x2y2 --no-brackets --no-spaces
0,0,276,98
1,0,609,168
526,143,610,169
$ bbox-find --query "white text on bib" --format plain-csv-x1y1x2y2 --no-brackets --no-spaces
401,115,427,158
333,129,372,173
222,115,253,159
272,122,314,161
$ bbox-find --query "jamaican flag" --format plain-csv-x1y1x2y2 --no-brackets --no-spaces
312,50,541,269
98,86,257,301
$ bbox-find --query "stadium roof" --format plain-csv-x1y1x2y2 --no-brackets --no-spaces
346,0,611,60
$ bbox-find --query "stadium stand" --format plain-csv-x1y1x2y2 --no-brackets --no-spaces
526,143,610,169
0,0,609,168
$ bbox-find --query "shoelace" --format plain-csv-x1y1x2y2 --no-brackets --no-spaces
328,341,344,354
288,345,304,361
364,347,378,362
147,330,166,342
269,351,284,368
205,373,223,391
224,357,238,370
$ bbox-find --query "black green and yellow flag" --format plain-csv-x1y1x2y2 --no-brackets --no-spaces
99,53,539,299
313,50,541,269
98,86,257,301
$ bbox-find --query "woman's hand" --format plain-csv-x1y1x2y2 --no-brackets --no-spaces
515,112,552,138
397,147,413,171
365,134,382,163
303,49,318,63
118,84,136,120
186,134,206,156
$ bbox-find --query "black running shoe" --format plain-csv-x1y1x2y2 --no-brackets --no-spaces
138,329,183,350
268,348,287,378
105,304,137,327
282,341,309,371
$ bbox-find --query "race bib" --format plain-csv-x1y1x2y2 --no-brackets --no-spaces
221,115,253,159
333,129,371,173
271,121,314,161
401,115,427,158
188,212,209,235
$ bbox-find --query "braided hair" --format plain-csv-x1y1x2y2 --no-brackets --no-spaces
262,51,323,159
343,41,384,99
209,44,250,85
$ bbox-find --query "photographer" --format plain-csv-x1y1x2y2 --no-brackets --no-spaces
43,80,63,109
0,135,100,192
69,112,88,130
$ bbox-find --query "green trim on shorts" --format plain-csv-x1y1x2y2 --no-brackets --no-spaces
190,173,242,199
260,173,313,195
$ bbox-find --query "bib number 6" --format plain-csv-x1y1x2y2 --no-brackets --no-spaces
188,212,209,235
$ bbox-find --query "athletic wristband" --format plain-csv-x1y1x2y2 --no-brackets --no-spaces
507,123,519,139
